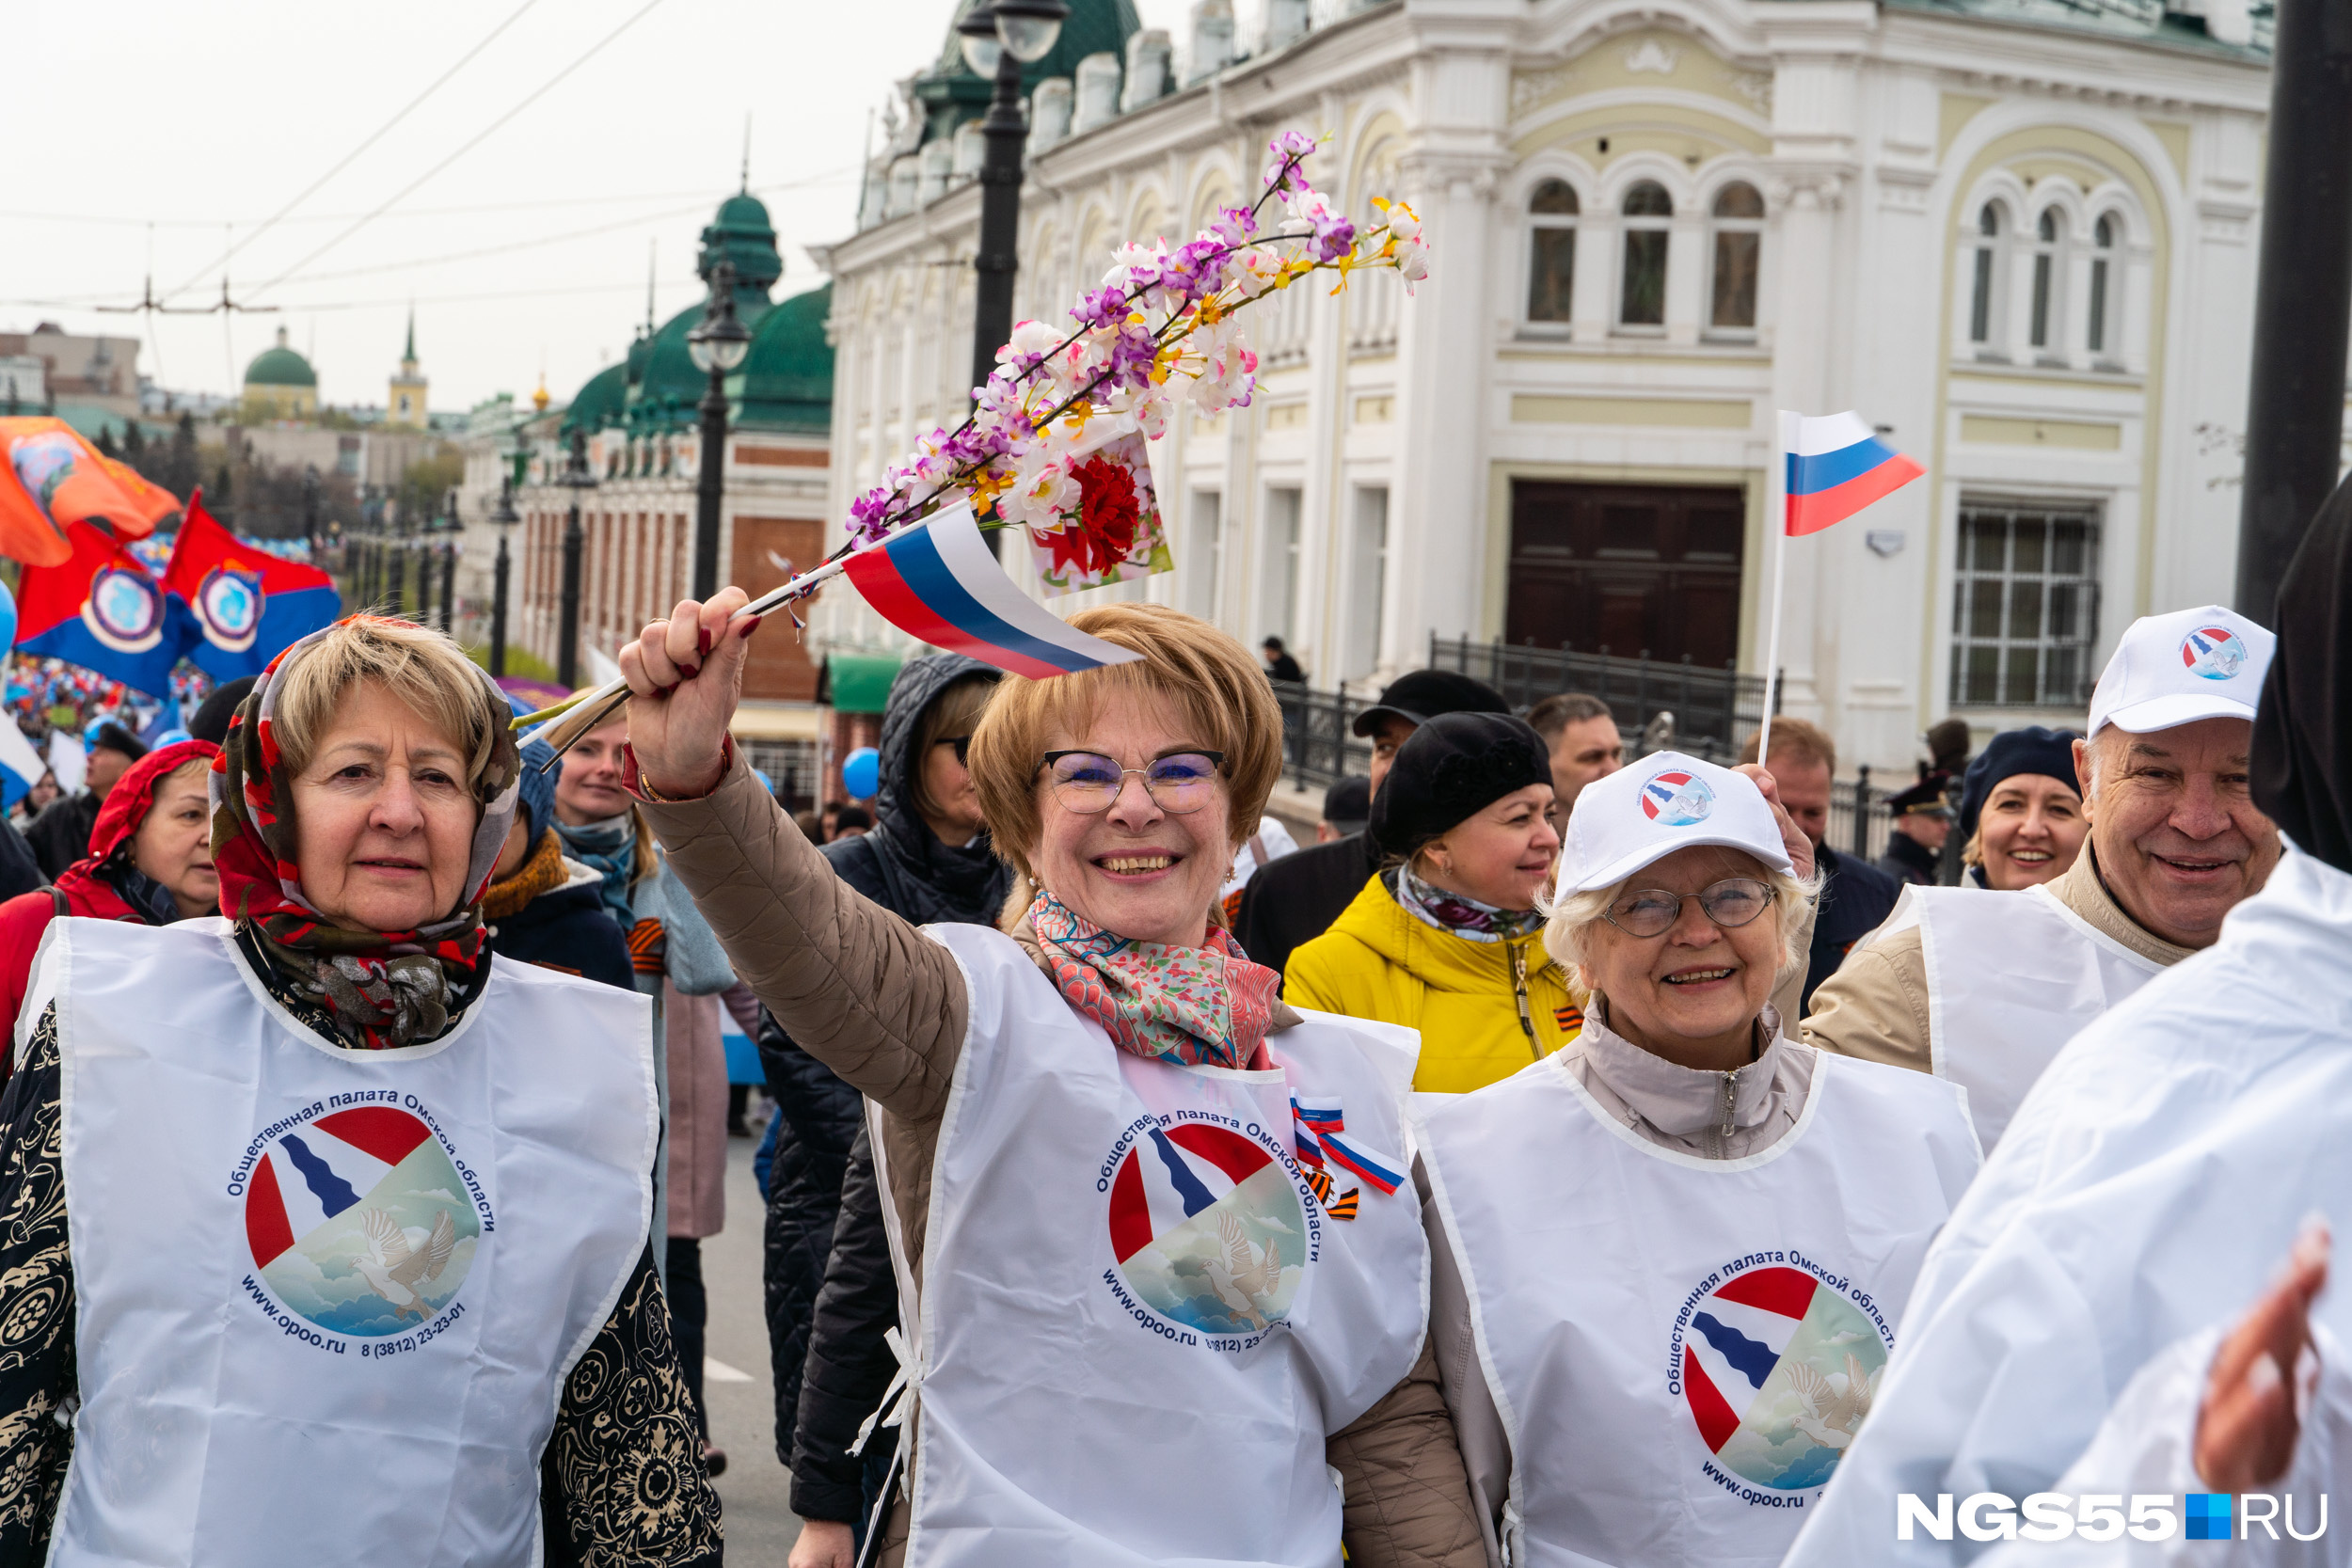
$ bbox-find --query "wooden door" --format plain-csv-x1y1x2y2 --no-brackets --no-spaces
1506,482,1746,666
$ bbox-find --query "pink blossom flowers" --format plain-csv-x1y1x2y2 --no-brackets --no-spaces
842,131,1431,550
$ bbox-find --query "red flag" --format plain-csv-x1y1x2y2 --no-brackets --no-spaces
0,418,178,566
163,490,342,679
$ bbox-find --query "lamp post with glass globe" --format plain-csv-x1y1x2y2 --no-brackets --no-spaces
557,429,597,689
436,489,460,635
959,0,1068,401
687,258,752,600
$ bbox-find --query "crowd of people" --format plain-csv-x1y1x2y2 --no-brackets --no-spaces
0,480,2334,1567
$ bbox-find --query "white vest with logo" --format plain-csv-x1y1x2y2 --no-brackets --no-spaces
879,924,1429,1568
1413,1047,1979,1568
1870,882,2166,1150
42,916,658,1568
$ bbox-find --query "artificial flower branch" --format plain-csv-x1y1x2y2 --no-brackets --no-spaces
513,132,1430,754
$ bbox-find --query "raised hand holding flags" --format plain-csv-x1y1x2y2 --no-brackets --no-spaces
164,490,342,681
1757,411,1926,759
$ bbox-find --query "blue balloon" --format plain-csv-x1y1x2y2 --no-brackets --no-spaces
842,746,881,800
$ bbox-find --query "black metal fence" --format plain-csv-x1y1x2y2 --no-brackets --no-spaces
1269,681,1376,794
1829,766,1898,863
1425,635,1775,765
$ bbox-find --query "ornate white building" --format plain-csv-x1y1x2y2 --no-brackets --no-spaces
817,0,2273,772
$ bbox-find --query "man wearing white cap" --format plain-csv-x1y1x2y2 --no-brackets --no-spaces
1803,604,2280,1149
1416,753,1978,1567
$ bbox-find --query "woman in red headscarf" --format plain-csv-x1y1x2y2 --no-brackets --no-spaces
0,736,221,1063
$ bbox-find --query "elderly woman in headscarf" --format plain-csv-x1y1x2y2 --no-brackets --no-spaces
1413,752,1979,1568
623,591,1486,1568
0,736,221,1058
0,615,718,1567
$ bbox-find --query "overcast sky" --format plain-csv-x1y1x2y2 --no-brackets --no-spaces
1,0,1239,416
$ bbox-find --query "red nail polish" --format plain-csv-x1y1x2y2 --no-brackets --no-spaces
697,626,713,658
680,663,701,680
738,614,763,637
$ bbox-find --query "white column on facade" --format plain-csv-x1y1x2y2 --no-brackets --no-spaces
1394,22,1511,658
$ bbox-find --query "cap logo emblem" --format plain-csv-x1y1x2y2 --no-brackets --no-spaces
1641,769,1715,827
2180,626,2247,681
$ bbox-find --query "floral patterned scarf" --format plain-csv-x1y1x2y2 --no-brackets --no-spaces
1391,863,1547,944
1028,892,1280,1069
210,618,522,1049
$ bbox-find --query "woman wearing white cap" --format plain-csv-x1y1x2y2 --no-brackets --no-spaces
1414,752,1980,1568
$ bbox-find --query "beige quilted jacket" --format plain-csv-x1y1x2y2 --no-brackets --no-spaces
639,751,1486,1568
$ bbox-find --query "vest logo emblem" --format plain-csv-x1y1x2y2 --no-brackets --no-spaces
1641,769,1715,826
1670,1258,1896,1501
2181,625,2247,680
233,1099,491,1339
1103,1120,1311,1341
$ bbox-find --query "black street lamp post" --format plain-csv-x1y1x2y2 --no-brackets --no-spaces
437,490,460,635
558,430,596,689
958,0,1066,556
489,474,519,677
687,259,752,600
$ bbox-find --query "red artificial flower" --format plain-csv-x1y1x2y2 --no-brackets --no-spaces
1049,456,1144,578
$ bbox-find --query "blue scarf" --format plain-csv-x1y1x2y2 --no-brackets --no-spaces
555,815,638,927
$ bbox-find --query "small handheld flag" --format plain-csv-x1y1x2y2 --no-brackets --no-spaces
163,490,342,680
15,521,193,699
1781,412,1924,537
1757,411,1925,761
0,418,177,567
841,501,1143,680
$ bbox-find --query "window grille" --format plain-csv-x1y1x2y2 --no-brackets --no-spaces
1950,501,2102,707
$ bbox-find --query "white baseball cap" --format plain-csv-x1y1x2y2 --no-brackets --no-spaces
1555,751,1794,895
2088,604,2275,736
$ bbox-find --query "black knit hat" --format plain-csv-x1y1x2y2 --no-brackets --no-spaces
1958,725,2083,838
1350,669,1510,737
1370,712,1552,859
189,676,259,746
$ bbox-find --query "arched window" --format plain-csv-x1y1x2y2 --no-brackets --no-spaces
1969,202,2005,345
2030,209,2065,352
1527,179,1579,323
1620,181,1672,326
2088,214,2117,356
1708,182,1764,331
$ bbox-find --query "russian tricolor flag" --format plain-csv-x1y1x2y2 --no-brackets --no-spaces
1782,412,1924,537
842,501,1142,681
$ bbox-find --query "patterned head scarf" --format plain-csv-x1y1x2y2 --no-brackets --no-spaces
209,617,522,1049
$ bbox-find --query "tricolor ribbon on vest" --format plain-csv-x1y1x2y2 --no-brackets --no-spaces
1289,1096,1405,1217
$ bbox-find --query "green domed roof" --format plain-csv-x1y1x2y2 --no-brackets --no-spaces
732,283,834,434
245,330,318,388
699,190,782,302
561,361,628,436
917,0,1141,142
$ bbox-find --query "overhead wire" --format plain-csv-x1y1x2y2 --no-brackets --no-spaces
246,0,673,304
160,0,545,303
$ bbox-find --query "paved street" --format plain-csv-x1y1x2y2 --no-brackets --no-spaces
700,1129,800,1563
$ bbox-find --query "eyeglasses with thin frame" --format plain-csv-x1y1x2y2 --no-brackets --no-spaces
1039,750,1226,815
1601,878,1774,938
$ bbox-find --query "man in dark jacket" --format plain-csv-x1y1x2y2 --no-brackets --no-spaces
1232,669,1510,983
24,721,145,881
761,652,1012,1562
481,737,634,990
1879,778,1953,886
1741,718,1903,1011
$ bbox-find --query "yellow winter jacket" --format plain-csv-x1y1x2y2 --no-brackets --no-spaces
1283,874,1582,1093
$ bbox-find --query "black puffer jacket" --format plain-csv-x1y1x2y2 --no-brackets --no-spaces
760,652,1011,1480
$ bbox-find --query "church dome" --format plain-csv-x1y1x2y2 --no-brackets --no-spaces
733,283,834,434
245,327,318,388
